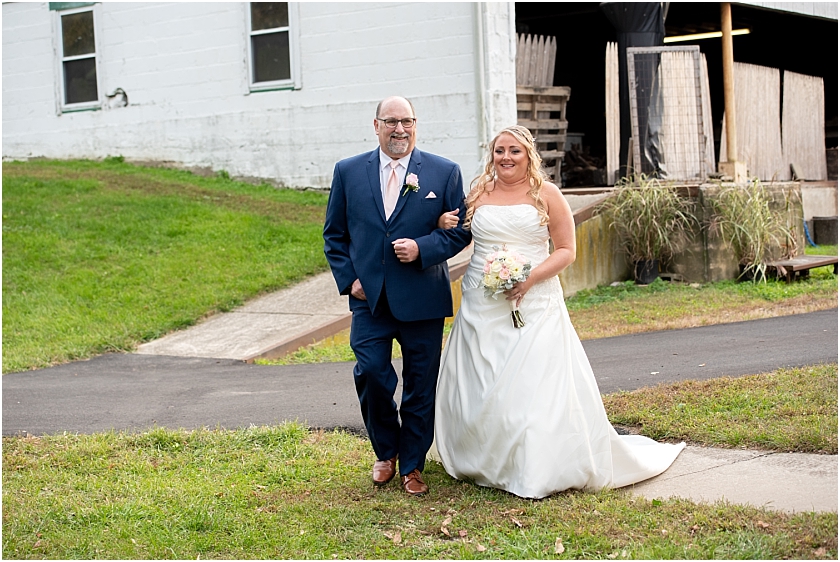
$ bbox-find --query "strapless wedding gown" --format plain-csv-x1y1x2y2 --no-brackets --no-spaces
433,205,685,499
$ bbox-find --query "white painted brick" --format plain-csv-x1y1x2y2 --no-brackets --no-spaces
2,2,516,187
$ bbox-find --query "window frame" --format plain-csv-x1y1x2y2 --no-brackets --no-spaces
53,3,103,113
245,2,301,93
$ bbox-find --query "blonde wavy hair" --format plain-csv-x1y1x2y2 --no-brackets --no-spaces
463,125,550,229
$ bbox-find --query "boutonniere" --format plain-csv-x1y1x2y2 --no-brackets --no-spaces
402,173,420,196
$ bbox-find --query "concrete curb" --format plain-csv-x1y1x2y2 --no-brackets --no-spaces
245,312,352,362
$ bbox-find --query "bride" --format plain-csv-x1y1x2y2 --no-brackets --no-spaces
433,125,685,499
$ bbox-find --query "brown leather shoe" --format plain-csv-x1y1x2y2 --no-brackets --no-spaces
372,457,397,486
400,469,429,496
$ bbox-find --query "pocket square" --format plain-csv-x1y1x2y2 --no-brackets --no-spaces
425,192,437,199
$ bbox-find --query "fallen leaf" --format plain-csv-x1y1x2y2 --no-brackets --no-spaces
511,517,522,528
756,520,770,529
661,529,668,536
392,531,402,544
476,544,487,552
32,540,42,549
554,538,565,554
441,516,452,537
690,524,699,534
458,530,468,538
383,531,393,540
814,547,827,557
607,553,618,559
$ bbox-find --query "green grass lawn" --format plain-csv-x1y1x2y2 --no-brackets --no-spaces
603,363,837,453
3,365,836,560
2,159,329,373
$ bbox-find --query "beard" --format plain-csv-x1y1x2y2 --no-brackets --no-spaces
387,135,410,155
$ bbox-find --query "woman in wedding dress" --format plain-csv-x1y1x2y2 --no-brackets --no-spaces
433,125,685,499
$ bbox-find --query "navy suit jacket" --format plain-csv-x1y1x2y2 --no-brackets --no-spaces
323,148,472,322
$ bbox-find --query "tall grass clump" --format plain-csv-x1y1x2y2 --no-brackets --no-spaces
597,175,696,281
708,179,798,282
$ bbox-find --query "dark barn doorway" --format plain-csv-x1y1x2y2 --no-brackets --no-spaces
514,2,838,185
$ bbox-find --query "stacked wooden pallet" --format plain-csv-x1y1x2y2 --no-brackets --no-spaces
515,33,570,183
516,85,570,182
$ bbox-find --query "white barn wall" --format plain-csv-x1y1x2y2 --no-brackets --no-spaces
2,2,518,188
483,2,518,139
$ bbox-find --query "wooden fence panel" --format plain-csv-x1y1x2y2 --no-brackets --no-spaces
516,34,556,87
605,42,620,185
700,53,715,178
626,46,708,180
782,70,827,180
720,62,788,181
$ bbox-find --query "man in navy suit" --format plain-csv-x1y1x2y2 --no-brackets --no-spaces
323,96,472,496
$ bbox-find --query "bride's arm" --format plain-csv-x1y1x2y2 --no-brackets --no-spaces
506,183,575,301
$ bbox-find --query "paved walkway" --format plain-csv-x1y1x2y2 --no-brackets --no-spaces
135,246,474,361
3,267,838,513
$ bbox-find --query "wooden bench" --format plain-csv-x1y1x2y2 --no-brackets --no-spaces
766,255,838,283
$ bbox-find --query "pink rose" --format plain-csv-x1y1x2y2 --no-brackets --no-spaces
499,267,511,280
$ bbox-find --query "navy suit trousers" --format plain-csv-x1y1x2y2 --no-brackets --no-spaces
349,293,444,476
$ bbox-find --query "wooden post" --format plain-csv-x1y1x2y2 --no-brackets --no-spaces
719,2,746,181
721,3,736,162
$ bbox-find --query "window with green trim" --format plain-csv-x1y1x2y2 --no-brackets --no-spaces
58,5,99,107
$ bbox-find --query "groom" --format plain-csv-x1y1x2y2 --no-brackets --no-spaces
323,96,471,496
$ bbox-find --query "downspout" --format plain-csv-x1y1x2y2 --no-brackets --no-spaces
474,2,490,159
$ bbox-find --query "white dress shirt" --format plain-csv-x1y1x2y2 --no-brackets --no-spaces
379,149,412,202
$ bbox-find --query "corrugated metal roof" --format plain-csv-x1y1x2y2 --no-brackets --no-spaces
739,2,838,21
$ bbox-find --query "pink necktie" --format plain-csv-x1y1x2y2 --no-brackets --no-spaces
384,161,400,219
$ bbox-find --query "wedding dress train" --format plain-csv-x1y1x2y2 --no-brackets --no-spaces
433,204,685,499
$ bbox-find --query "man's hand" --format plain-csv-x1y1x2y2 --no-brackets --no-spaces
392,238,420,263
350,279,366,300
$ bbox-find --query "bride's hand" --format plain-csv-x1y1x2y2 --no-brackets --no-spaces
437,209,460,230
504,279,532,306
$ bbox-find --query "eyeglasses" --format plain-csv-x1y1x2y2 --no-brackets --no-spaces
377,118,416,129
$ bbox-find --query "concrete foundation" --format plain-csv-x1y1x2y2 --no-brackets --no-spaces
567,182,806,286
801,181,839,239
560,212,631,296
666,182,804,283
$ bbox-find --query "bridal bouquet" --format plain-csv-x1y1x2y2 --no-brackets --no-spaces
481,244,532,328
